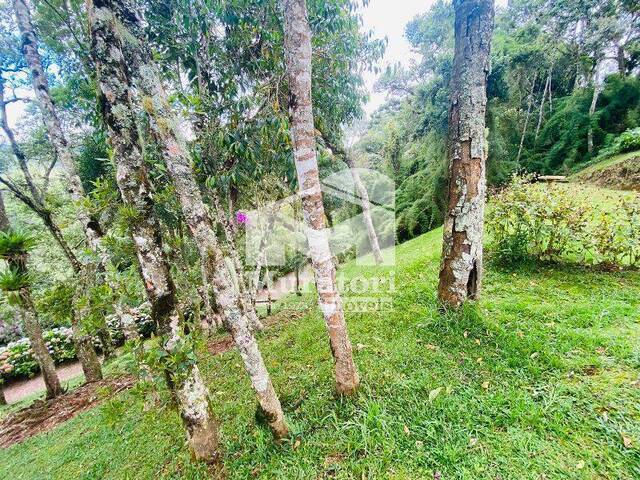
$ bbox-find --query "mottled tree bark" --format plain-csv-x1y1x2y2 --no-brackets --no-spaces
72,265,103,382
281,0,359,395
109,0,287,439
437,0,494,309
86,0,222,462
13,0,106,378
13,0,103,251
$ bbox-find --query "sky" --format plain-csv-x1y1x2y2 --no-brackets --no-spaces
4,1,509,129
360,0,508,116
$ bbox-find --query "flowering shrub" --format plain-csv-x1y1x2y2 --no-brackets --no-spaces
0,321,22,345
0,327,76,380
487,176,640,268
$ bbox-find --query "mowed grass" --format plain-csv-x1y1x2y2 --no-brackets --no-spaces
1,228,639,479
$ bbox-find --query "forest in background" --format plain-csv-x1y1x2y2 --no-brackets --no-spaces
357,0,640,240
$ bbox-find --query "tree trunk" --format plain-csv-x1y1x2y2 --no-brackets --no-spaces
587,76,602,155
0,191,63,398
437,0,494,309
0,384,6,405
13,0,103,251
13,0,108,374
516,73,536,167
534,71,551,143
108,0,287,440
323,136,383,264
72,265,103,382
281,0,359,395
21,288,63,399
87,0,233,462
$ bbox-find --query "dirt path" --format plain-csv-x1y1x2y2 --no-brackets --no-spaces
4,361,85,405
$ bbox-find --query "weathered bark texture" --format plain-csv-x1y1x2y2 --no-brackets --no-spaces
86,0,222,462
0,384,6,406
13,0,107,379
437,0,494,308
322,135,383,264
109,0,287,439
21,292,63,398
72,265,103,382
281,0,359,395
13,0,103,252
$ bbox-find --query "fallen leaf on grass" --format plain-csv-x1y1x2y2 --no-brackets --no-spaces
469,437,478,447
403,425,410,435
293,439,301,449
482,381,490,390
429,387,444,402
621,433,633,449
575,460,585,470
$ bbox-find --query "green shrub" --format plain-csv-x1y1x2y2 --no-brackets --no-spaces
594,127,640,161
0,327,74,380
487,176,640,268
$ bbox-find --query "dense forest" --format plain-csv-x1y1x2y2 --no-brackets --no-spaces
358,0,640,240
0,0,638,478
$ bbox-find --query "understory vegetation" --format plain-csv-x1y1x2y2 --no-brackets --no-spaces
1,228,639,479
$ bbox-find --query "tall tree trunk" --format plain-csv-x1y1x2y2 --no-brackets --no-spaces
617,45,626,76
72,264,103,382
322,135,383,264
13,0,105,380
87,0,222,462
587,72,603,155
534,71,551,143
109,0,287,440
437,0,494,309
516,73,536,167
0,190,63,398
13,0,103,251
281,0,359,395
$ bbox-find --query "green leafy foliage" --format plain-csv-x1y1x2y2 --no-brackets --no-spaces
0,229,36,259
487,176,640,267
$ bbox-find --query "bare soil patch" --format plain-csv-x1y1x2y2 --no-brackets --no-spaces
0,376,135,449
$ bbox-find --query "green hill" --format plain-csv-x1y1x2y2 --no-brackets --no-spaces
1,227,640,479
571,150,640,192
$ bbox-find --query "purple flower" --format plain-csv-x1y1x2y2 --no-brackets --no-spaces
236,211,249,225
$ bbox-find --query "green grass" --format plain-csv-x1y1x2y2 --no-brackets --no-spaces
1,229,640,479
570,150,640,180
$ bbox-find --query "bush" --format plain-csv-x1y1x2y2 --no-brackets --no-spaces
487,176,640,268
594,127,640,161
0,321,22,346
0,327,76,380
0,305,155,381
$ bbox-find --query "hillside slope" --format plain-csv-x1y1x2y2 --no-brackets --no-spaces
572,150,640,191
1,227,639,479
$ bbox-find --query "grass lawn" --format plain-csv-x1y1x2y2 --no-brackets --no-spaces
1,227,639,479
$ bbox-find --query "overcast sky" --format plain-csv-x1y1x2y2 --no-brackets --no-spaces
4,1,508,129
360,0,508,115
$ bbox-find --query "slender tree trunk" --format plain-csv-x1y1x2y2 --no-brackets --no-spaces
323,136,383,264
13,0,103,251
534,71,551,143
13,0,106,379
108,0,287,439
587,73,602,155
516,73,536,167
0,383,6,405
281,0,359,395
72,265,103,382
437,0,494,309
0,191,63,398
21,292,63,399
87,0,226,462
